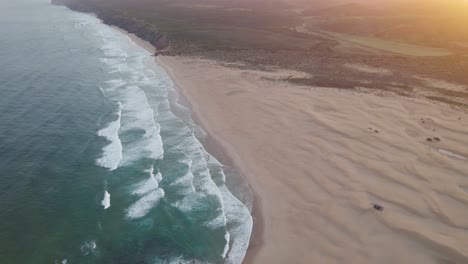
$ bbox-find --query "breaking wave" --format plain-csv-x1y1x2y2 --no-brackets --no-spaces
93,18,253,263
96,102,122,170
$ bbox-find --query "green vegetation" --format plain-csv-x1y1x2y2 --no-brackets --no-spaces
53,0,319,52
52,0,468,109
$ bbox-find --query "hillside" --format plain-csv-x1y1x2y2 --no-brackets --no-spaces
303,1,468,49
52,0,311,52
53,0,468,108
302,3,384,16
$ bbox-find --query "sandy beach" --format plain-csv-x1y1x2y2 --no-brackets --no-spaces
124,28,468,264
157,56,468,264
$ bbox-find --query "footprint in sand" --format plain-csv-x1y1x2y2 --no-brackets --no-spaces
426,137,441,143
419,118,437,132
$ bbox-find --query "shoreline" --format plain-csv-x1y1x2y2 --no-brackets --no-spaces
155,56,264,264
114,24,468,264
137,56,468,263
119,27,263,263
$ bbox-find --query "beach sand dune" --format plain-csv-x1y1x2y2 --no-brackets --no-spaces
159,56,468,264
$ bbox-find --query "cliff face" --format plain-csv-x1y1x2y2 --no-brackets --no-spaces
101,15,169,51
51,0,169,52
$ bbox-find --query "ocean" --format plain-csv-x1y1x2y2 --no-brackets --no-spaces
0,0,252,263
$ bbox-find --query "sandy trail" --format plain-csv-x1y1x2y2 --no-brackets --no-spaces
158,56,468,264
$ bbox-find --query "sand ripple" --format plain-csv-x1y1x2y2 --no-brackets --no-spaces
159,56,468,264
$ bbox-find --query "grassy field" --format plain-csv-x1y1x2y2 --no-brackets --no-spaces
326,32,452,56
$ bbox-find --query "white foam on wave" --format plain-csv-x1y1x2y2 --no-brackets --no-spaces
96,102,123,171
105,79,126,89
80,240,97,256
162,150,234,261
127,188,165,219
222,231,231,259
151,256,204,264
220,184,253,264
167,153,252,263
132,167,161,196
204,211,228,230
127,166,165,219
118,86,164,165
98,39,164,166
102,190,111,209
153,170,163,182
95,24,166,220
157,101,252,263
100,41,128,58
168,159,196,192
100,41,130,74
438,149,467,160
205,157,253,264
98,86,105,96
94,21,253,263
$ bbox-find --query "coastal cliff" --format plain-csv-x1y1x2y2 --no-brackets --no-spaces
52,0,169,52
51,0,468,109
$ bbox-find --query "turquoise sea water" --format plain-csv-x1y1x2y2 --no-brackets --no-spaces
0,1,252,263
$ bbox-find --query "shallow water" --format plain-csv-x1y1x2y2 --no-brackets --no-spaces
0,1,252,263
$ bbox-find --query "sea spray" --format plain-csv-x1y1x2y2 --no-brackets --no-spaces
96,102,122,170
93,12,253,263
102,190,111,209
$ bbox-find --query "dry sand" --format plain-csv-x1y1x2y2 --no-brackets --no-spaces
157,56,468,264
121,27,468,264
